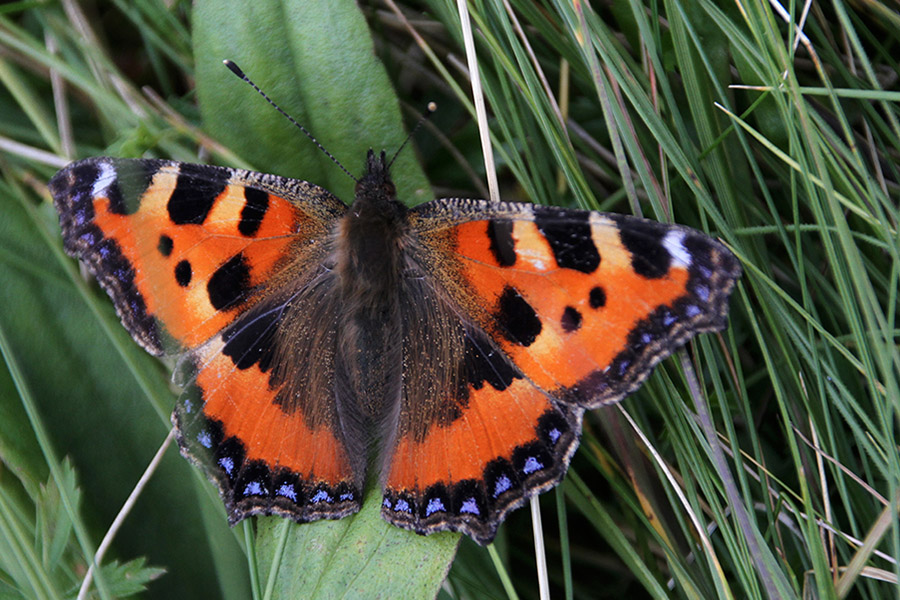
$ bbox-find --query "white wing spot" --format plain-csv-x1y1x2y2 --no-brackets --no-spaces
662,230,691,268
91,160,117,199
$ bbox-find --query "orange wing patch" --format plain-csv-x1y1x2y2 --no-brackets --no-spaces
451,215,691,394
195,339,351,482
383,375,581,544
90,174,300,349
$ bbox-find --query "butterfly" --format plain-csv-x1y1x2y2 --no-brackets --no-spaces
49,142,740,545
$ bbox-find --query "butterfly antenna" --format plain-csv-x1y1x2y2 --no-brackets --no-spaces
387,102,437,170
223,60,358,183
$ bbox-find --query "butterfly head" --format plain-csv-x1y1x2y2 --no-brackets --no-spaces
352,149,403,220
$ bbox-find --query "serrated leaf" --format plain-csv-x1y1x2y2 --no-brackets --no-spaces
39,458,78,570
75,557,165,599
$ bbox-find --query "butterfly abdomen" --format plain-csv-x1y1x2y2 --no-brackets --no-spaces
333,152,409,445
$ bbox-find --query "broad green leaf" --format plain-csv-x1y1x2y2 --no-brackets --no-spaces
194,0,432,206
0,182,247,600
193,1,458,597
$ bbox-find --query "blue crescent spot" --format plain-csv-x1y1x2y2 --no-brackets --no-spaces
522,456,543,474
243,481,265,496
276,483,297,501
493,475,512,497
197,430,212,448
218,456,234,475
425,497,446,516
394,498,411,513
310,489,332,504
548,427,561,443
460,498,480,515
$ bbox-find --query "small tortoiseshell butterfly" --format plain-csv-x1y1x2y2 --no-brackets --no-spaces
49,83,740,546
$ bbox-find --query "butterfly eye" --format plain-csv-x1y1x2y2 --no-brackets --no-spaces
383,181,396,196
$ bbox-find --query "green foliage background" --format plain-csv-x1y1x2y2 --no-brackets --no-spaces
0,1,898,599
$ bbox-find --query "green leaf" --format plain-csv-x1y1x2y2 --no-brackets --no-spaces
193,0,432,206
0,178,247,600
193,1,458,597
256,489,458,600
82,557,166,599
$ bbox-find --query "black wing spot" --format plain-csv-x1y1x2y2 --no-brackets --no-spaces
496,286,542,346
561,306,582,332
465,328,520,391
589,286,606,308
168,163,228,225
174,260,192,287
533,205,600,273
239,188,270,237
208,253,252,311
221,301,282,372
158,234,174,257
105,160,156,215
615,216,671,279
487,220,516,266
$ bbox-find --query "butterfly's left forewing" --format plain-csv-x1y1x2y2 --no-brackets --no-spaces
412,199,741,407
381,198,740,543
